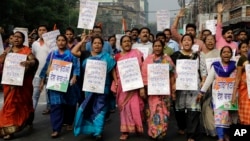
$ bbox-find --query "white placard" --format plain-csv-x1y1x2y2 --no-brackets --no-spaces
0,34,4,54
205,20,217,35
42,30,60,51
192,44,200,52
134,47,149,60
176,59,198,90
156,10,170,31
13,27,29,47
205,57,221,71
117,57,143,92
1,53,27,86
148,64,170,95
82,59,107,94
115,34,125,51
77,0,99,29
245,64,250,99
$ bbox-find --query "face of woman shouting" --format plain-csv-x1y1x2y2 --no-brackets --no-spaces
181,34,194,52
220,46,233,64
153,40,164,57
120,36,132,53
91,37,104,54
56,35,67,50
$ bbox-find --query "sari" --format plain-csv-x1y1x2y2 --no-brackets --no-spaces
141,54,175,139
114,49,144,133
74,52,115,137
0,46,38,137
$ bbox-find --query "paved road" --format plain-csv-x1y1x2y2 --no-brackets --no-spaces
0,92,216,141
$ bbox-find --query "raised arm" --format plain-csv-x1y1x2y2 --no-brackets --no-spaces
171,8,185,43
71,33,88,58
216,3,224,41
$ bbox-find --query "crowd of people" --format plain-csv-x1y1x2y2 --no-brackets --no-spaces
0,3,250,141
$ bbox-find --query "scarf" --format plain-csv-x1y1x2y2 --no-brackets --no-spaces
212,61,236,77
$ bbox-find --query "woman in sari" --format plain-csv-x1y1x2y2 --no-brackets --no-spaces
39,34,80,138
0,31,38,139
141,40,175,139
73,37,116,141
232,42,250,129
200,35,220,137
113,35,145,140
198,46,236,141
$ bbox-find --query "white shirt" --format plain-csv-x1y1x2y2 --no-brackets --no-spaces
132,41,153,60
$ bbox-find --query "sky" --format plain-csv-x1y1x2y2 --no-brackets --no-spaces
148,0,180,22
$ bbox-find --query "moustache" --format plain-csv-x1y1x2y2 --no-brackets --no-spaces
227,35,233,38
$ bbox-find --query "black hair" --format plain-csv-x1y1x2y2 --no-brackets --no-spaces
93,25,102,32
181,34,194,44
139,27,150,34
108,35,116,41
220,46,233,57
222,26,232,35
91,36,104,46
14,31,25,43
153,39,165,48
238,42,248,50
156,32,166,39
37,24,48,31
163,28,171,34
125,30,131,33
202,29,212,35
186,23,196,31
56,34,68,43
131,28,139,33
120,35,132,46
65,27,75,34
204,35,215,43
237,29,247,35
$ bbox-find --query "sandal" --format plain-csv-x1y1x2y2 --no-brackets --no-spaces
51,131,59,138
42,109,50,115
3,134,14,140
119,133,129,140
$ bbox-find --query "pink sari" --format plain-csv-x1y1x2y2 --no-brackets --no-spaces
114,49,144,133
141,54,175,139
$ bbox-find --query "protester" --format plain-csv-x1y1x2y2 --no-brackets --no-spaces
0,31,39,139
163,28,180,52
141,39,176,139
65,27,78,50
170,34,207,141
73,37,116,141
112,35,144,140
149,33,154,42
155,32,174,56
108,35,121,55
125,30,131,36
200,29,212,42
236,30,248,45
131,28,140,44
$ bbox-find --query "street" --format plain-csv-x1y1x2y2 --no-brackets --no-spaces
0,92,215,141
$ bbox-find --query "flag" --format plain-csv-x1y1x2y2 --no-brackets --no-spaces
122,18,127,34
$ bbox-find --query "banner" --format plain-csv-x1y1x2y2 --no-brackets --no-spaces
245,64,250,99
156,10,170,31
117,57,143,92
82,59,107,94
42,30,60,51
176,59,198,90
77,0,99,29
148,64,170,95
13,27,29,47
1,53,27,86
212,77,238,110
46,59,72,92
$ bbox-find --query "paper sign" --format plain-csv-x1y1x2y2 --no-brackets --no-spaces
0,34,4,54
13,27,29,47
117,57,143,92
134,47,149,60
42,30,60,51
115,34,125,51
77,0,99,29
46,59,72,92
82,59,107,94
1,53,27,86
176,59,198,90
205,20,217,35
212,77,238,110
192,44,200,52
156,10,170,31
205,57,221,71
245,64,250,99
148,64,170,95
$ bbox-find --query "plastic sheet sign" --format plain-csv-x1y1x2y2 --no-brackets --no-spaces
82,59,107,94
176,59,198,90
148,64,170,95
117,57,143,92
46,59,72,92
212,77,238,110
1,53,27,86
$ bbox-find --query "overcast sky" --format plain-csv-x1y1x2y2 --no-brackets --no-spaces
148,0,180,22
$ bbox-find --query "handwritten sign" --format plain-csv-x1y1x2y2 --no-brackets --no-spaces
77,0,99,29
42,30,60,51
46,59,72,92
212,77,238,110
205,20,217,35
245,64,250,99
1,53,27,86
148,64,170,95
117,57,143,92
13,27,29,47
0,34,4,54
156,10,170,31
205,57,221,71
176,59,198,90
82,59,107,94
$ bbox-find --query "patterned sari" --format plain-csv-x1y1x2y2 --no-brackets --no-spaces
74,52,115,137
0,46,38,136
114,49,144,133
141,54,175,139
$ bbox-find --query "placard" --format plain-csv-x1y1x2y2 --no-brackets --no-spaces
42,30,60,51
205,20,217,35
148,64,170,95
212,77,238,110
134,47,149,60
77,0,99,29
192,44,200,52
82,59,107,94
117,57,143,92
13,27,29,47
176,59,198,90
115,34,125,51
205,57,221,71
156,10,170,31
46,59,72,92
0,34,4,54
245,64,250,99
1,53,27,86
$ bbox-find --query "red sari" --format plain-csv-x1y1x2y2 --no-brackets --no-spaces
0,46,35,136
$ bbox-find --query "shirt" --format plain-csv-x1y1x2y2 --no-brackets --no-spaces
167,39,180,52
86,41,113,55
